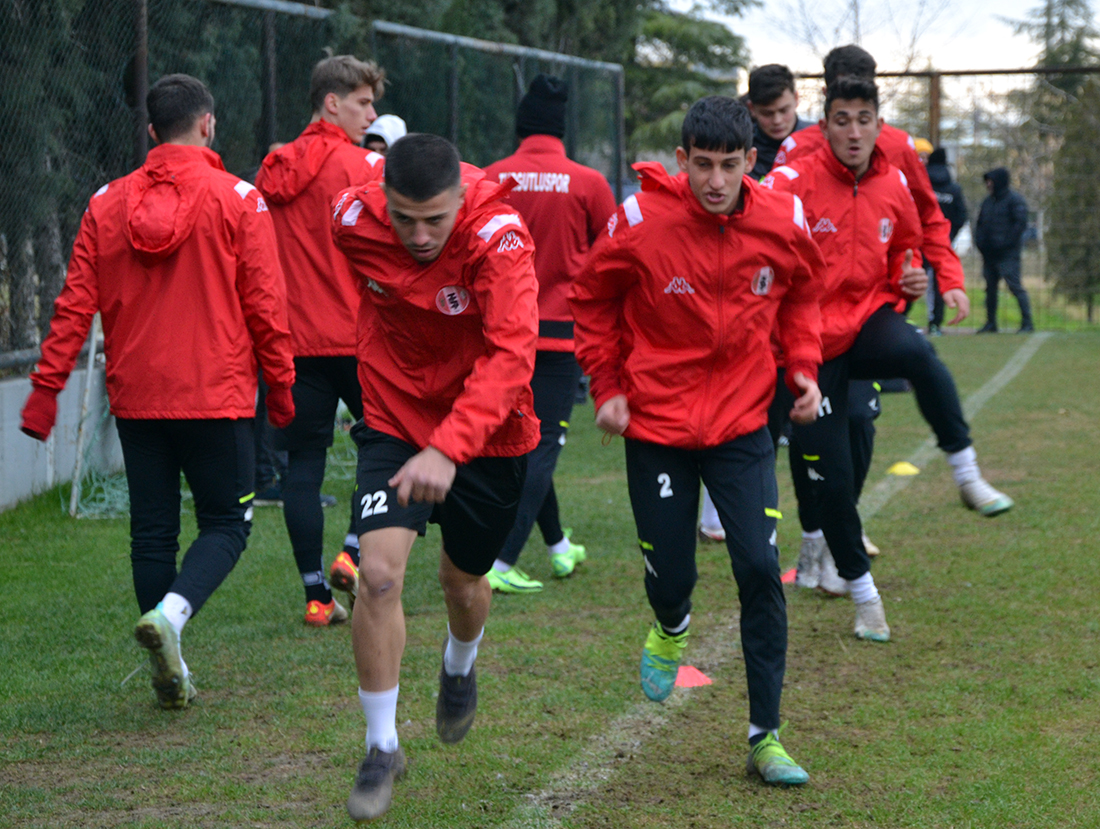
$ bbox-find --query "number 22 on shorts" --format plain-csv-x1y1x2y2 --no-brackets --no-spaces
361,490,389,518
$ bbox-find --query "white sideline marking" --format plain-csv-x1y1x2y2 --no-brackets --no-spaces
858,331,1052,521
500,333,1052,828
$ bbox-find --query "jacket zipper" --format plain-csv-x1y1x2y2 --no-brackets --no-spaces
701,224,726,445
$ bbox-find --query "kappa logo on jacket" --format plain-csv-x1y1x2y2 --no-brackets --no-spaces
436,286,470,315
664,277,695,295
812,217,838,234
366,278,387,297
751,266,774,296
878,218,894,243
497,230,524,252
607,212,619,237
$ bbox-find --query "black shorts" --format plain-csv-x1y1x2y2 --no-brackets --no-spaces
275,356,363,451
350,422,526,576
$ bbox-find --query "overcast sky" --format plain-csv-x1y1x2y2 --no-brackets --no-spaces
674,0,1044,75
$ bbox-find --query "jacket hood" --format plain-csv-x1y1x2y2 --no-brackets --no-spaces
258,120,351,203
926,160,952,187
124,143,222,261
984,167,1010,195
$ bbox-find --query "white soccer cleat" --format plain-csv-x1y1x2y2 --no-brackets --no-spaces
861,532,881,557
815,547,849,597
854,597,891,642
698,524,726,543
794,536,826,589
959,478,1014,517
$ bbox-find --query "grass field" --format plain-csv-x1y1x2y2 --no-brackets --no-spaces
2,331,1099,828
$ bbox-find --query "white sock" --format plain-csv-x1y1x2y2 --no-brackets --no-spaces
748,723,776,741
444,625,483,677
491,559,512,573
802,529,824,540
359,686,400,752
160,592,192,636
344,533,360,550
548,537,570,556
847,572,880,605
700,487,721,531
662,613,690,635
947,446,980,486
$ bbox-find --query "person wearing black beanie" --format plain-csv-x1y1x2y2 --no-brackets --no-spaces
482,76,617,594
515,74,568,139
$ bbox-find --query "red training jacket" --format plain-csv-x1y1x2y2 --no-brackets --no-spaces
571,164,824,450
772,121,964,292
483,135,617,352
331,165,541,464
763,146,923,360
30,143,294,418
256,120,385,356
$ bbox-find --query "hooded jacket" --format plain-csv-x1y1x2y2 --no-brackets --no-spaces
570,165,824,450
772,121,964,291
974,167,1028,255
256,120,385,356
331,165,540,464
483,134,617,352
925,149,968,241
764,146,925,360
31,143,294,419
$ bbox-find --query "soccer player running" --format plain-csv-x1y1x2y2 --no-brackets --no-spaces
482,73,617,593
20,74,295,709
746,64,814,179
330,134,540,821
255,55,386,627
764,76,1011,639
572,96,824,786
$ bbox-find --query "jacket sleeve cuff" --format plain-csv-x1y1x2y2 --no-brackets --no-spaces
784,362,819,396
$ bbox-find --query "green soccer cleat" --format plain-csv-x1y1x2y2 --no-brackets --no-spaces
134,605,194,710
639,623,688,702
486,566,543,594
747,733,809,786
550,528,587,578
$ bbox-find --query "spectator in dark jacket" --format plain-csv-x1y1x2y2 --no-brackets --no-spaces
974,167,1033,333
924,148,968,334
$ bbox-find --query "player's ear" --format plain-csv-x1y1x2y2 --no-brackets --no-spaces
675,146,689,172
745,146,758,170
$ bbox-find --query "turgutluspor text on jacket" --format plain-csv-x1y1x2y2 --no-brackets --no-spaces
570,164,824,450
765,146,928,359
256,120,385,356
483,134,617,352
26,143,294,422
772,122,963,293
330,164,541,464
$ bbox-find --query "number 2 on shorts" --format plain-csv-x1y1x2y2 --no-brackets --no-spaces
657,473,673,498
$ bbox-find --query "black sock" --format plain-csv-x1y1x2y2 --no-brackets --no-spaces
749,732,769,747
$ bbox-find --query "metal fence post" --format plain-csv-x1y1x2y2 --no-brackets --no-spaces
134,0,148,167
261,11,277,152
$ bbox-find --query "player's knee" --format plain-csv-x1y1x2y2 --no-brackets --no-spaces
358,559,403,600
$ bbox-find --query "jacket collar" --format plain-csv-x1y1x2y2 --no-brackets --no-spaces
145,142,225,171
305,118,357,145
819,143,890,186
516,134,566,156
633,161,757,227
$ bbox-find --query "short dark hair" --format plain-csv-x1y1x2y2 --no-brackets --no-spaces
384,134,461,200
825,76,879,115
147,74,214,143
823,45,877,85
681,96,753,155
309,55,385,113
748,64,796,105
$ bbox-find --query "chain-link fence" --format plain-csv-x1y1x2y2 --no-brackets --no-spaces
0,0,626,363
792,69,1100,331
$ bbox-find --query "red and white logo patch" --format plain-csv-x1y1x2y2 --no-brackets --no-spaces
752,266,775,296
435,286,470,315
878,218,894,243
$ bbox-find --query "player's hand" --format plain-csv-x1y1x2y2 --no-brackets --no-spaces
789,372,822,425
595,394,630,436
900,249,928,298
942,288,971,325
388,446,456,507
